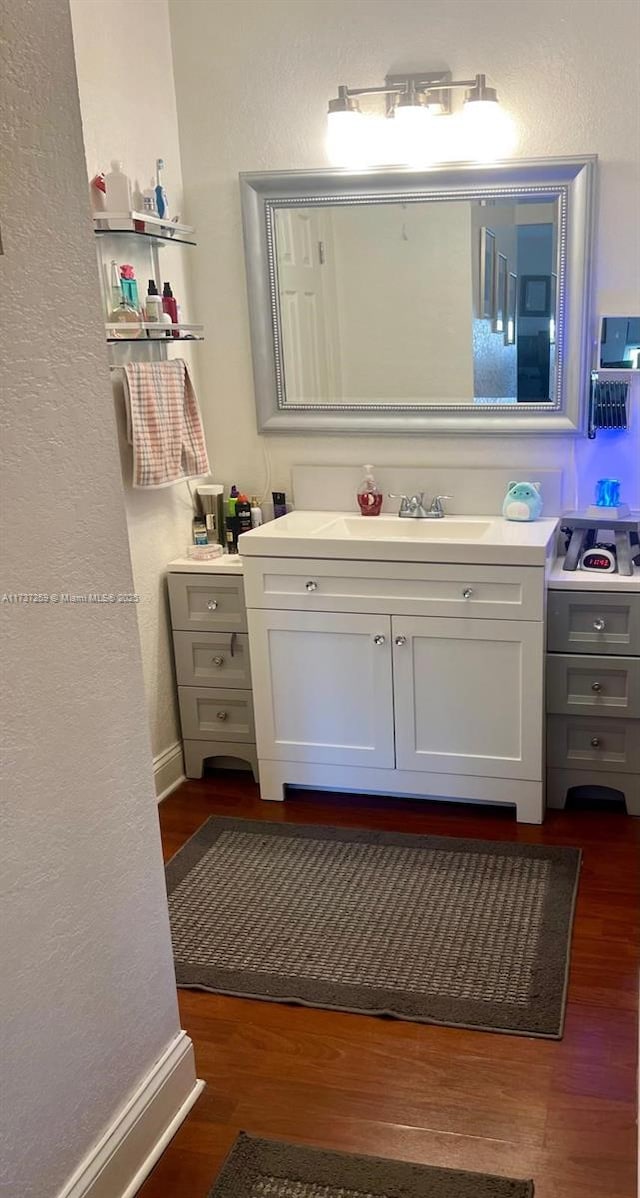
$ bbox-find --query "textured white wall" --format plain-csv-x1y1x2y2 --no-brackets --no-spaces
169,0,640,508
70,0,197,768
0,2,183,1195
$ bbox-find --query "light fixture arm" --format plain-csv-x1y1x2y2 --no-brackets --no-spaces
331,73,499,113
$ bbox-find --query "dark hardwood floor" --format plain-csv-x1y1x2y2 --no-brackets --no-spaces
140,773,639,1198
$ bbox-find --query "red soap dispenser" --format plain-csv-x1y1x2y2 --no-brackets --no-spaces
357,464,383,516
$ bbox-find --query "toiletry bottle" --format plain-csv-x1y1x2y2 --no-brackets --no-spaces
104,159,132,213
145,280,163,336
236,494,252,537
162,281,179,334
272,491,287,519
357,465,383,516
226,487,239,553
192,515,208,546
120,265,140,312
250,497,263,528
108,261,142,337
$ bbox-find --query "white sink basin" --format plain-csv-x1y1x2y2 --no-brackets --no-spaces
239,509,559,567
323,516,492,540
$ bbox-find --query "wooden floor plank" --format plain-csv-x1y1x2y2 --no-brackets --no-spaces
140,775,639,1198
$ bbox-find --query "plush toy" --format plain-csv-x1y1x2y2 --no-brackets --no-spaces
502,480,543,522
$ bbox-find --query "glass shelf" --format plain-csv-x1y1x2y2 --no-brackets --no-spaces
106,321,204,344
107,334,205,343
93,211,196,246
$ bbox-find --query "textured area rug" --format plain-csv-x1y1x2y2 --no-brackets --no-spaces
208,1134,535,1197
166,817,580,1037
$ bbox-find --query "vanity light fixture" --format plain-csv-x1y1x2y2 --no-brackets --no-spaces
326,70,517,168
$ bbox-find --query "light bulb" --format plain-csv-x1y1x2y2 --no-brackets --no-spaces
460,98,517,161
391,104,434,165
326,109,367,168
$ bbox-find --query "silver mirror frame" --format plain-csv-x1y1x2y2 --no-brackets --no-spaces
240,156,596,434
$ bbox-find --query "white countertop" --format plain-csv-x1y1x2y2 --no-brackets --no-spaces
237,510,559,568
548,559,640,591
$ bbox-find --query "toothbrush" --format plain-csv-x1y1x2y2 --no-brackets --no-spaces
155,158,168,221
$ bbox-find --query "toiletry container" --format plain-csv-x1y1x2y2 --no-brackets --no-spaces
197,484,225,547
105,160,132,213
357,465,383,516
250,497,263,528
145,280,163,336
162,281,179,334
236,494,252,537
272,491,287,519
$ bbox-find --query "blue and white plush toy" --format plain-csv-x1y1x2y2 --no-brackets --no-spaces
502,480,543,522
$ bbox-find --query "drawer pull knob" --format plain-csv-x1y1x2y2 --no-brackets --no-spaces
593,618,605,632
394,635,407,647
216,711,228,721
207,599,219,611
462,587,474,599
590,736,601,748
213,656,224,667
591,682,602,693
305,580,318,592
373,635,386,646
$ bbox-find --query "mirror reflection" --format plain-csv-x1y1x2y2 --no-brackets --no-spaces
273,196,559,407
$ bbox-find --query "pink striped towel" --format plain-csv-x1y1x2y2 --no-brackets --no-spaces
123,360,210,488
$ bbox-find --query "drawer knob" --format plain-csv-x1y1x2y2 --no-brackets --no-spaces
591,681,602,693
213,656,224,667
373,635,386,646
590,736,601,748
593,618,605,632
462,587,474,599
305,580,318,592
216,711,228,721
394,635,407,647
207,599,219,611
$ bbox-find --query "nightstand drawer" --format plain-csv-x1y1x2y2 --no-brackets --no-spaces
547,714,640,773
178,686,255,742
547,591,640,655
546,654,640,719
173,631,251,688
168,573,247,632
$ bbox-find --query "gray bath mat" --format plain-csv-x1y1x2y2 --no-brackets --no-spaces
208,1133,534,1197
166,817,580,1038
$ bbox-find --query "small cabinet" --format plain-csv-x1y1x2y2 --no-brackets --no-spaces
247,608,395,768
392,616,543,780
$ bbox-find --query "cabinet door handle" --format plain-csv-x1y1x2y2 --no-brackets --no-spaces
373,635,386,646
593,618,605,632
591,681,602,692
305,580,318,592
462,587,474,599
394,635,406,647
590,736,601,748
207,599,219,611
216,711,228,721
213,656,224,667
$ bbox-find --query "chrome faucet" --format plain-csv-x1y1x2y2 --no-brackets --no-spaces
389,493,452,519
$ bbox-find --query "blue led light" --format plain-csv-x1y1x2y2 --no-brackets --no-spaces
595,478,622,508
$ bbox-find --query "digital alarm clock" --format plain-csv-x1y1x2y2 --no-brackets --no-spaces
579,547,617,572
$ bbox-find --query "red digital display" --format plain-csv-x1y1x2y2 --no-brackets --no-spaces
583,552,613,569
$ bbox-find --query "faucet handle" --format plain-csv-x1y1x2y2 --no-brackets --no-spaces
430,495,453,515
388,493,410,516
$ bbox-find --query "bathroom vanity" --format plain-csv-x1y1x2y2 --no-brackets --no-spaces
240,512,559,823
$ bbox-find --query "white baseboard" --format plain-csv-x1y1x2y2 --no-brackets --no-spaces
56,1031,204,1198
154,741,185,803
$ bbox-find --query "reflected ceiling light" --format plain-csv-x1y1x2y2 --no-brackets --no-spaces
326,70,517,168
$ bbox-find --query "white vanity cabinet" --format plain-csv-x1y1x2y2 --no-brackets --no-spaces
244,554,547,823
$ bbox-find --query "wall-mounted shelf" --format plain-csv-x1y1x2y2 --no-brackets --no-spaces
106,321,204,343
94,211,196,246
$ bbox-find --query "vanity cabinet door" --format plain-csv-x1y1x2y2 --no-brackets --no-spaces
392,616,543,781
247,609,395,768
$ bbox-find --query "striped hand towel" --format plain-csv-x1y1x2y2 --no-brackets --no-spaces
123,359,210,488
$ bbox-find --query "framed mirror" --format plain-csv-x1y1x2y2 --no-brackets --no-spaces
241,157,596,433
